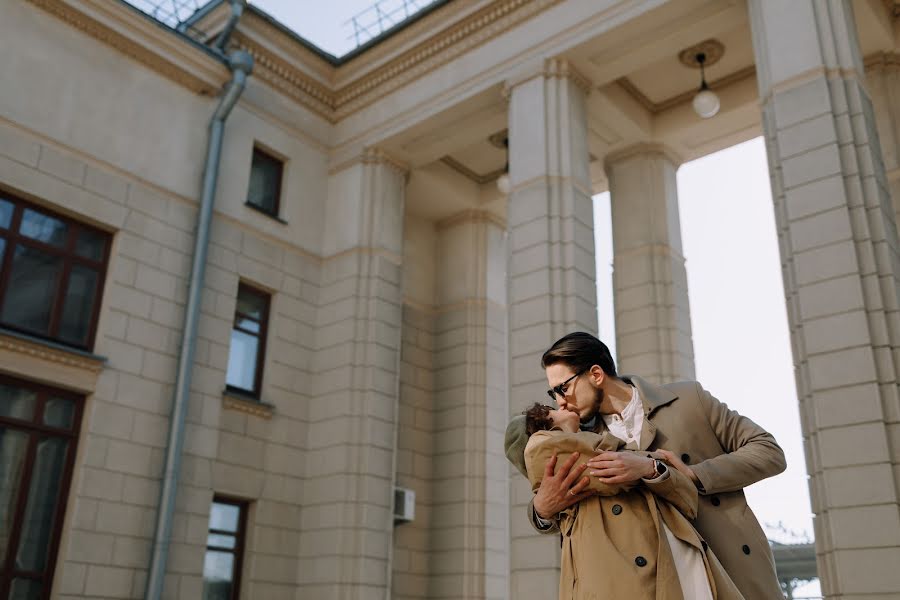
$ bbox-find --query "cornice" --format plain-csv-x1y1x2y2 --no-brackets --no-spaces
440,157,506,185
0,331,106,374
437,209,506,231
28,0,228,96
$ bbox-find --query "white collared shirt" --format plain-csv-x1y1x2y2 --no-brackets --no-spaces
601,384,643,448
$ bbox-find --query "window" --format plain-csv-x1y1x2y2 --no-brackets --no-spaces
0,193,111,350
225,283,270,398
0,375,83,600
202,497,247,600
246,147,283,217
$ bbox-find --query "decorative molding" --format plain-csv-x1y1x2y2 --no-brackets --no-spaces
436,209,506,231
604,142,684,170
0,331,106,373
677,39,725,69
361,147,410,177
27,0,225,96
222,392,274,419
544,58,593,95
440,156,505,185
616,65,757,114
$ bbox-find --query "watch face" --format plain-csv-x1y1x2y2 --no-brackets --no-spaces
655,460,666,475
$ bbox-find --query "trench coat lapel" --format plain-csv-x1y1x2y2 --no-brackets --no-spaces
621,375,679,451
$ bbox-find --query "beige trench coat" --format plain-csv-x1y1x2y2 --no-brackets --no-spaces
525,376,785,600
525,430,745,600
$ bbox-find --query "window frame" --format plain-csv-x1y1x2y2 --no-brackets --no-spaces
0,192,111,351
225,283,270,399
245,146,284,219
0,373,84,600
203,495,248,600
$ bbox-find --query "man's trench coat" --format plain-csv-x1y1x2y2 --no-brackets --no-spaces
515,375,786,600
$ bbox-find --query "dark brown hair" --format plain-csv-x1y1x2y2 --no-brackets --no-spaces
541,332,618,378
523,402,553,436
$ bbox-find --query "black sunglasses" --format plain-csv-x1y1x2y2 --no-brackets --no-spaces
546,369,587,402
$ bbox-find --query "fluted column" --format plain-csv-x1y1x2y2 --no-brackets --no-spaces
606,145,695,383
304,149,407,600
749,1,900,596
506,59,597,600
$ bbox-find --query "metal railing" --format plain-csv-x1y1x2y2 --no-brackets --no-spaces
344,0,441,48
123,0,208,28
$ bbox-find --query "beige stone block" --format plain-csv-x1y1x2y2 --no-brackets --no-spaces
772,78,832,130
789,206,853,254
797,275,865,320
0,123,40,166
116,373,167,413
829,504,900,549
802,310,871,355
70,497,99,530
88,400,134,440
834,547,900,593
818,422,891,467
135,263,179,301
58,560,86,594
106,439,155,477
65,529,115,564
37,145,85,186
807,346,877,390
793,239,860,286
784,174,847,221
777,112,838,159
812,383,883,429
122,474,160,508
822,463,897,507
84,166,128,204
125,316,173,353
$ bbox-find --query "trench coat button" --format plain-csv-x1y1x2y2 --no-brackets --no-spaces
612,504,623,515
742,544,751,555
681,453,690,463
701,540,708,551
710,496,720,506
635,556,647,567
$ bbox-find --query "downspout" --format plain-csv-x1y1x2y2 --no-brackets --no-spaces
144,6,252,599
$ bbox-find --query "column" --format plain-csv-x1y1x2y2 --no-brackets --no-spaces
606,146,696,383
428,211,508,600
304,149,406,599
749,1,900,596
867,55,900,229
506,58,597,600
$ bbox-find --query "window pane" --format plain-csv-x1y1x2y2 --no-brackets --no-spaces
209,502,240,533
0,384,37,421
0,245,63,335
202,551,235,600
75,228,106,261
58,265,99,346
236,287,266,320
234,316,259,334
43,398,75,430
0,428,30,565
0,198,13,229
207,533,236,549
19,209,68,247
247,150,281,214
9,578,43,600
226,330,259,392
15,437,68,572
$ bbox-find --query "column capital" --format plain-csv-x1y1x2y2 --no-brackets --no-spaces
502,58,593,99
437,209,506,232
603,143,684,172
328,146,409,177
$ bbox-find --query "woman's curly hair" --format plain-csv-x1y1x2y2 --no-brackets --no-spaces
523,402,554,436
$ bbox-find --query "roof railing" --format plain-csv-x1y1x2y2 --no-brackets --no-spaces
343,0,440,48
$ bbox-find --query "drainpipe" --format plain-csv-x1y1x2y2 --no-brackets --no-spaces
143,17,252,600
214,0,244,52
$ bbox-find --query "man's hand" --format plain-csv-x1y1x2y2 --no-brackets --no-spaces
586,451,656,483
533,452,592,519
655,449,700,485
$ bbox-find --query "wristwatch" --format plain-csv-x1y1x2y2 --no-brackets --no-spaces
648,458,667,479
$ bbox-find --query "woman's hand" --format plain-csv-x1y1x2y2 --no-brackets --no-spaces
533,452,592,519
586,451,656,483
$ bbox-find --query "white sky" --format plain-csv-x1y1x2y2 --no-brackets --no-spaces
250,0,816,586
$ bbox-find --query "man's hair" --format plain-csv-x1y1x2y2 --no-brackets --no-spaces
540,331,618,377
523,402,553,436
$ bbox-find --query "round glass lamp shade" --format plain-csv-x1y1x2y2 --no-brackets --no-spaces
692,89,720,119
497,173,512,195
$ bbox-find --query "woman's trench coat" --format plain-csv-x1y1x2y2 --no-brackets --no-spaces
524,430,745,600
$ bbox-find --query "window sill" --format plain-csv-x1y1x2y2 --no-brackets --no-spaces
244,202,288,225
222,388,274,419
0,328,107,393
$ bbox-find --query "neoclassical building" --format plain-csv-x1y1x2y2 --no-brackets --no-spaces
0,0,897,598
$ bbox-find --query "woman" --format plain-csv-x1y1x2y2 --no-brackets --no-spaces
523,403,744,600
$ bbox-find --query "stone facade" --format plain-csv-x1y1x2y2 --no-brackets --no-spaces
0,0,898,599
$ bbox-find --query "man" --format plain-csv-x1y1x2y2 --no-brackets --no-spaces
505,332,786,599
